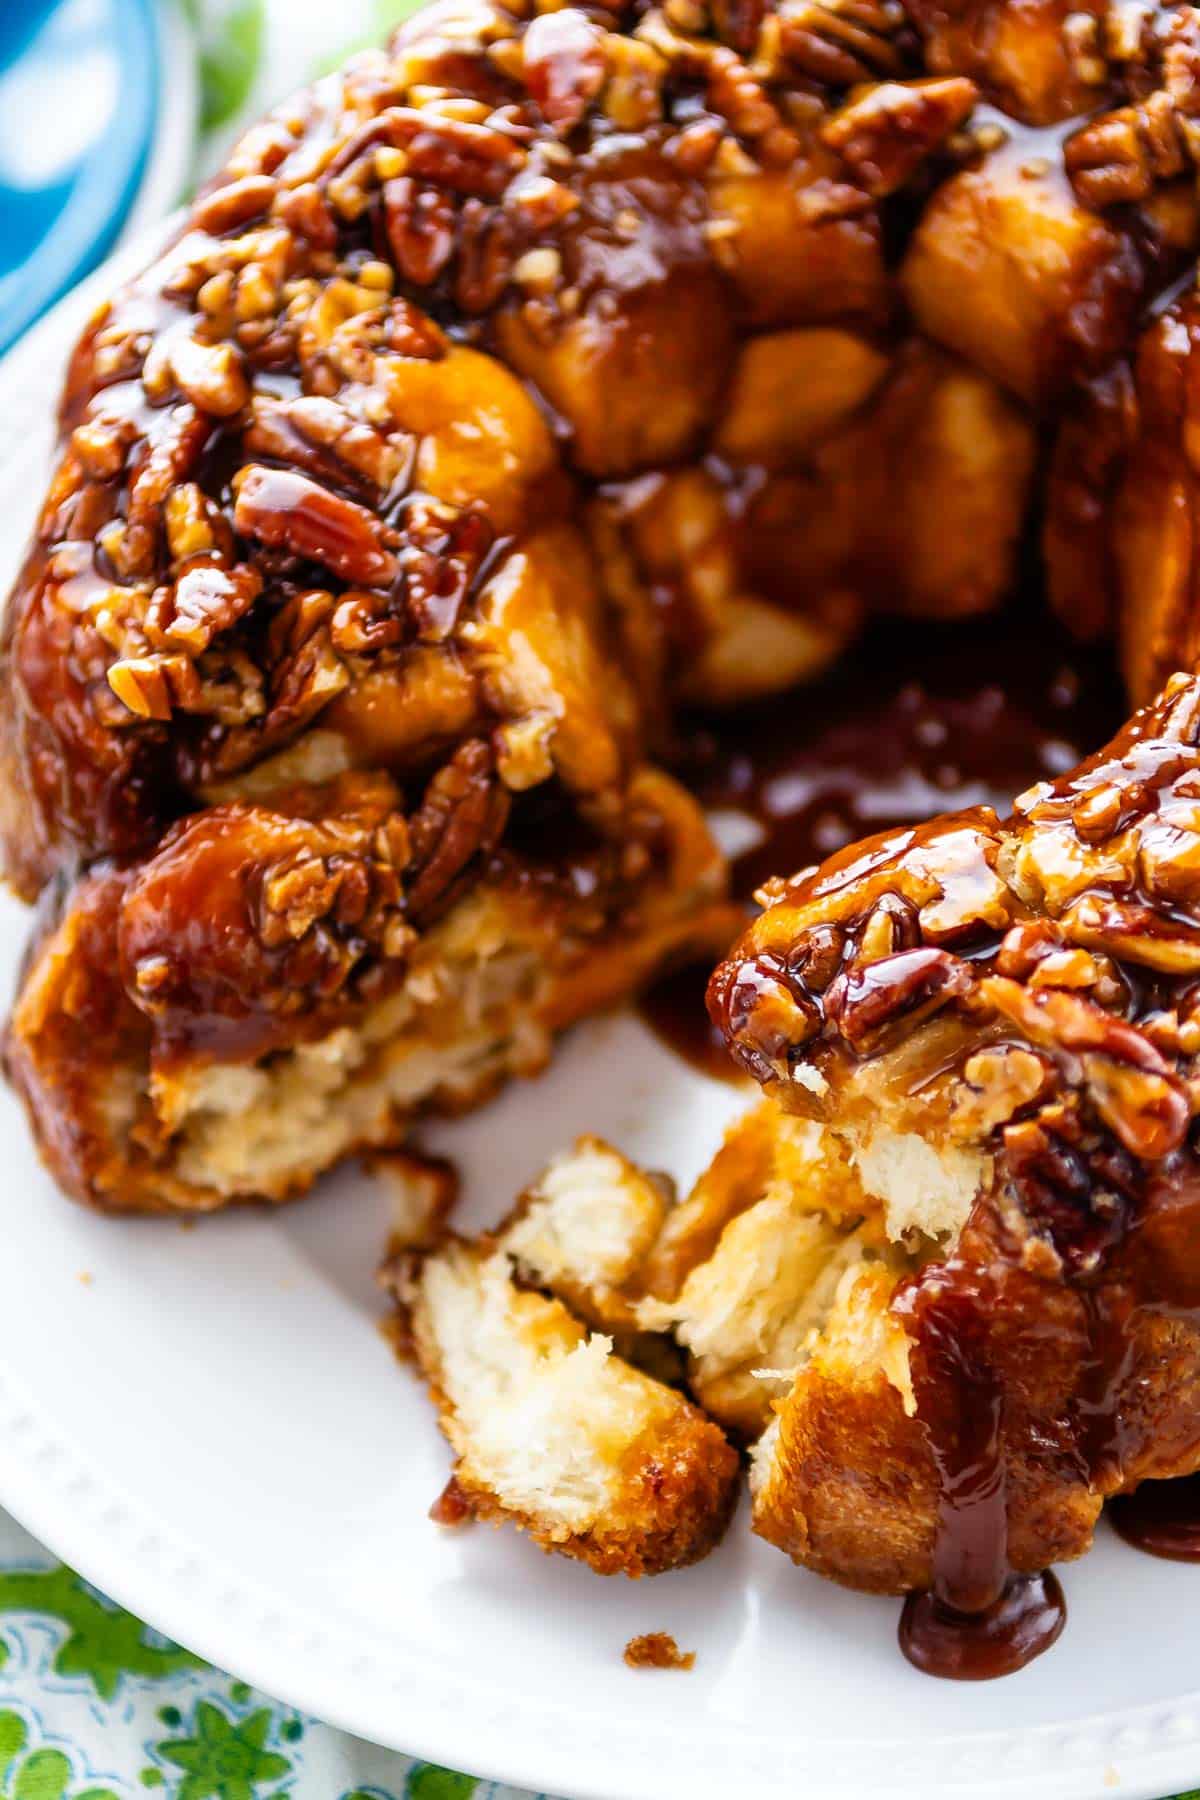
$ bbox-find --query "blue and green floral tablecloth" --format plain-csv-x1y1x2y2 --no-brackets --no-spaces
0,1508,529,1799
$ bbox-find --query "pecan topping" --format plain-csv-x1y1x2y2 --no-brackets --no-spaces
384,177,458,286
144,563,263,656
169,336,251,417
776,0,909,86
712,673,1200,1309
233,466,399,587
406,740,512,921
192,173,278,236
821,77,977,195
826,945,973,1051
1065,8,1200,206
524,10,609,133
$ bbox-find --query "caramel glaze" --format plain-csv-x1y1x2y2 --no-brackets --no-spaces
899,1574,1066,1680
710,659,1200,1676
1110,1473,1200,1559
896,1155,1200,1674
894,1257,1070,1677
640,596,1124,1086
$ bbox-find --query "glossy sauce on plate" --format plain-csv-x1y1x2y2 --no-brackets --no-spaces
640,599,1125,1088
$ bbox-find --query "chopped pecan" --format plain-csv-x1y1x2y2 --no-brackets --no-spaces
329,589,407,654
70,416,134,480
705,43,798,157
233,466,399,586
406,739,512,921
259,853,345,945
169,336,251,417
107,658,176,722
361,106,526,199
118,407,213,577
821,77,977,196
246,395,408,496
163,483,222,567
402,499,494,641
1065,89,1190,206
599,33,666,128
775,0,909,86
273,180,338,250
953,1045,1055,1135
192,174,278,236
826,945,973,1051
454,199,515,313
523,9,609,133
384,177,458,286
707,950,821,1084
143,562,263,656
384,297,448,359
712,0,766,52
1000,1114,1133,1272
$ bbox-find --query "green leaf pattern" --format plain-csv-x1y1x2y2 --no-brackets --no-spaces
193,0,268,131
155,1702,290,1800
0,1569,200,1701
0,1709,118,1800
0,1536,496,1796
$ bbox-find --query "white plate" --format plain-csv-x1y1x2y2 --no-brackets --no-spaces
3,233,1200,1800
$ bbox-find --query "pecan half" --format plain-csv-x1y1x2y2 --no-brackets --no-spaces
406,739,512,921
821,77,977,196
523,10,609,133
233,466,399,587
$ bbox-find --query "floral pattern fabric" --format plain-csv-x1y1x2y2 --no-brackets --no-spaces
0,1510,528,1799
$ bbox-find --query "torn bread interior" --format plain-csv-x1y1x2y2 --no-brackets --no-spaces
703,670,1200,1622
389,1229,740,1576
6,764,731,1212
386,1109,922,1575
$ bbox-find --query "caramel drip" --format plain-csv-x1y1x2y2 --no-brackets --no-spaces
891,1261,1066,1679
899,1573,1066,1680
900,1169,1200,1674
640,599,1122,1091
1110,1473,1200,1559
901,1266,1009,1617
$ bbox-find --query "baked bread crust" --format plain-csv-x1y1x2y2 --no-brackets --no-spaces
711,672,1200,1593
8,0,1200,1219
6,764,729,1211
387,1228,740,1576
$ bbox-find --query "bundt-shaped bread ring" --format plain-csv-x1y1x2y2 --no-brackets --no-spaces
7,0,1200,1213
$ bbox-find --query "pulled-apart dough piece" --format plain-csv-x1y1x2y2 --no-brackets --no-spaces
708,671,1200,1595
392,1111,943,1585
633,1109,902,1438
497,1136,673,1334
400,1238,739,1576
6,766,733,1213
480,1109,919,1440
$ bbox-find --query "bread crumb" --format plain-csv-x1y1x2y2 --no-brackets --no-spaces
429,1475,475,1527
1103,1768,1120,1789
369,1148,459,1254
623,1632,695,1670
77,1271,93,1286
